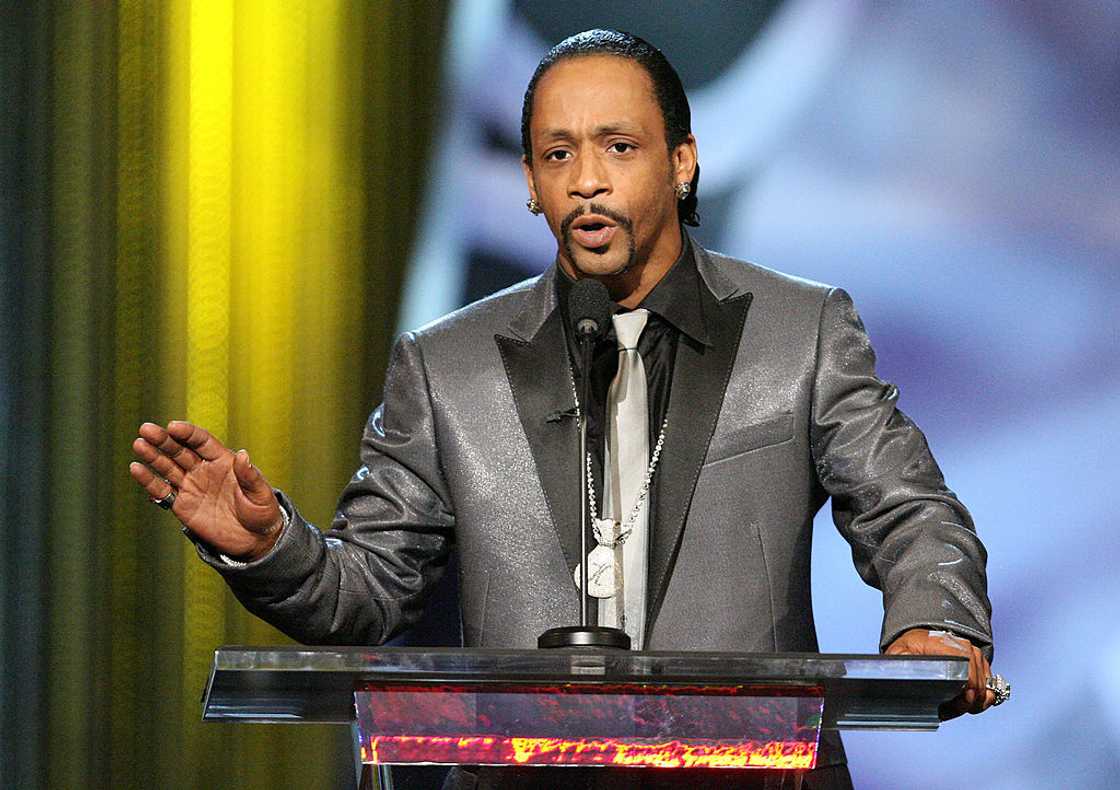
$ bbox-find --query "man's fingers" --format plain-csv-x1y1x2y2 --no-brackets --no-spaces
957,648,998,715
232,450,272,503
132,438,185,487
940,653,980,721
891,631,997,719
138,422,202,471
976,655,996,713
129,461,175,504
887,631,987,721
167,420,228,461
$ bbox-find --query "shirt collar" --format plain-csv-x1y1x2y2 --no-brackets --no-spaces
555,230,711,347
635,232,710,346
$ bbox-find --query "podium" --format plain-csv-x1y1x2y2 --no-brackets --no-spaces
203,646,966,786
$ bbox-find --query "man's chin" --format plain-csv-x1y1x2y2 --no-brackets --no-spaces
567,248,631,279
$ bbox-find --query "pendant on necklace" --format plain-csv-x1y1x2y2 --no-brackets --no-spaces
574,544,616,598
574,518,623,598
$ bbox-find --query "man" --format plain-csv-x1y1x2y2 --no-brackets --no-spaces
130,30,1001,789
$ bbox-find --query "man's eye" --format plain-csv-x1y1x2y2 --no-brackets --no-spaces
609,142,634,154
545,150,570,161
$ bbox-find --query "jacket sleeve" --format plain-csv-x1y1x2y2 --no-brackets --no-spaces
810,287,994,660
195,331,455,646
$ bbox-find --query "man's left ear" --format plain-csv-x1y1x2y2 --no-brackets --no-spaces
672,134,698,185
521,156,537,200
521,155,544,215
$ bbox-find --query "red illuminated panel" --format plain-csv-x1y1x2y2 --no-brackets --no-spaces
359,735,817,769
354,681,823,769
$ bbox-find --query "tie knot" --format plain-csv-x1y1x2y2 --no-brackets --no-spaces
612,309,648,350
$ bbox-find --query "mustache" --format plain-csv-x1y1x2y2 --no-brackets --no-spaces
560,203,633,238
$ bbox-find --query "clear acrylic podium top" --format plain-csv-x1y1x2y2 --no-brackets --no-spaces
203,645,966,732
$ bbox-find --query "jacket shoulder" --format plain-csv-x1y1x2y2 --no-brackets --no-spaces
700,246,835,301
408,274,540,343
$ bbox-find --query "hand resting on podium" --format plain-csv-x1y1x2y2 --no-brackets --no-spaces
886,627,996,719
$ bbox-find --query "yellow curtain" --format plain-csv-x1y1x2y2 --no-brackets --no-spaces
1,2,448,787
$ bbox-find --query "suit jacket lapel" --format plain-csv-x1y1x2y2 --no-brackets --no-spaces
645,247,753,644
494,267,583,577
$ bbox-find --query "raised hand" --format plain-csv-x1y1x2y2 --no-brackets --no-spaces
129,421,283,561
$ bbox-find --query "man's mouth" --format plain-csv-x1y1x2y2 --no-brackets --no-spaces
569,215,618,249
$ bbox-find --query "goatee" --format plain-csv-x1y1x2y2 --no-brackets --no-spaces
560,202,636,275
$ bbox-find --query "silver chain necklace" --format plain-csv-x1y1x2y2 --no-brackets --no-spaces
585,422,668,547
569,368,668,598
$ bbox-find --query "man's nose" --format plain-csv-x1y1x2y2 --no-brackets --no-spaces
568,151,610,200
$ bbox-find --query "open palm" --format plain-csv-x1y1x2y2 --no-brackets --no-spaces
129,421,283,560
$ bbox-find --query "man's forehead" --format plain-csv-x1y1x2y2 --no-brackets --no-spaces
531,55,659,133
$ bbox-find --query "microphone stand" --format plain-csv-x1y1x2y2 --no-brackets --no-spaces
577,328,593,628
538,325,631,650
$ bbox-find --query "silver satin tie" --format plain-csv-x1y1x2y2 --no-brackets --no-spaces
601,309,650,646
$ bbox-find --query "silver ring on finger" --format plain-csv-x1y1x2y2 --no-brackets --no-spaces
150,487,177,511
985,673,1011,706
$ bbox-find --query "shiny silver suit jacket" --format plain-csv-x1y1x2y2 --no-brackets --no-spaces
204,242,993,771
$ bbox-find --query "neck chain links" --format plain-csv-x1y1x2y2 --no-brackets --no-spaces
569,369,668,548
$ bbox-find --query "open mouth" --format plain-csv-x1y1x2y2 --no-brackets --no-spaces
569,215,618,250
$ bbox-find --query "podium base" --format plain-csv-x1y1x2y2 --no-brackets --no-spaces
537,625,631,650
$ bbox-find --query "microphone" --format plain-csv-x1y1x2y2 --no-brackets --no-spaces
568,278,611,340
538,277,631,651
543,280,610,424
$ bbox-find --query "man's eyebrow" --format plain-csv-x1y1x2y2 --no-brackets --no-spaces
539,127,575,142
591,123,642,137
538,123,644,142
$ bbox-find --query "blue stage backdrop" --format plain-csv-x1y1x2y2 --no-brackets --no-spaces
399,1,1120,786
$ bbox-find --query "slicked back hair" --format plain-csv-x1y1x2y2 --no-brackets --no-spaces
520,29,700,227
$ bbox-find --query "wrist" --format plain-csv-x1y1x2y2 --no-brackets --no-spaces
220,506,289,566
243,527,282,561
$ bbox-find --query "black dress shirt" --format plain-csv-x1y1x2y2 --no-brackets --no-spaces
555,232,711,513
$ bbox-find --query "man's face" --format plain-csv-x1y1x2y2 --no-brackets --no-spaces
522,56,695,282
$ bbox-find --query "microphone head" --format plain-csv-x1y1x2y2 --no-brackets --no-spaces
568,278,612,338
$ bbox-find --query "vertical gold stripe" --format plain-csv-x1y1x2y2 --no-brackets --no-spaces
110,0,154,781
156,0,191,784
47,5,95,787
297,0,364,503
228,3,302,782
282,2,360,782
182,1,233,781
227,3,354,782
232,0,298,486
